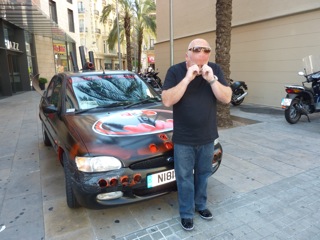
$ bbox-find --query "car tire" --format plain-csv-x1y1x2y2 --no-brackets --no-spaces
63,153,80,208
42,123,52,146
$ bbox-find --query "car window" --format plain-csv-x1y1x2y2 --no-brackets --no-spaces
65,79,80,112
46,76,62,108
71,74,158,110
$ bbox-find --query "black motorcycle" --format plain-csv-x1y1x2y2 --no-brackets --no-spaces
230,79,248,106
139,71,162,94
281,55,320,124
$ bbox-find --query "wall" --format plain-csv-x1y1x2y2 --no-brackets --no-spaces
156,0,320,107
230,9,320,106
35,35,55,82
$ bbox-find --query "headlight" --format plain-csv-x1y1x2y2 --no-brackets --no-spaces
75,156,122,172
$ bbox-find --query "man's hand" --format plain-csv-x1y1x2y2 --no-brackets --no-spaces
186,64,201,82
201,64,215,82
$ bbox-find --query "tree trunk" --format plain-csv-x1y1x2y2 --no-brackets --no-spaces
124,13,132,71
215,0,233,128
137,28,143,72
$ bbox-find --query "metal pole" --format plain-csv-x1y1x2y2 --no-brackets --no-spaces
169,0,174,66
116,0,122,69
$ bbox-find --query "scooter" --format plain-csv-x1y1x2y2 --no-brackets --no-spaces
281,55,320,124
230,79,248,106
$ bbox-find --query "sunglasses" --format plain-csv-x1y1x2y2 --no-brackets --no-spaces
188,46,211,54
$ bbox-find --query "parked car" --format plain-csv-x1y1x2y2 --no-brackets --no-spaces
36,70,223,209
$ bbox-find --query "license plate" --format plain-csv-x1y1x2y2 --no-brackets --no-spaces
281,98,292,106
147,169,176,188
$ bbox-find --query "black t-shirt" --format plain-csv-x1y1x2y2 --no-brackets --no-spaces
162,62,228,145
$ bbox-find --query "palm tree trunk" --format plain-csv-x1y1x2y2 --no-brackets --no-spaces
215,0,233,128
124,13,132,71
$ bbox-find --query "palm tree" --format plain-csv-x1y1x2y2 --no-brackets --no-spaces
215,0,233,128
133,0,156,72
100,0,133,71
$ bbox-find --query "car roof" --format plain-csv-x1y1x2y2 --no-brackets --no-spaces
62,70,136,77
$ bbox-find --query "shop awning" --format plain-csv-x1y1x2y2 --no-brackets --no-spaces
0,1,75,43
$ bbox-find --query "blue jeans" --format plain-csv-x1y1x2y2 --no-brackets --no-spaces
174,142,214,219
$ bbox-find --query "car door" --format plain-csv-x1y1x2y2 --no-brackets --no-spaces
41,75,64,152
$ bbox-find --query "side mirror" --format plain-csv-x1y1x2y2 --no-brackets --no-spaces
43,104,58,114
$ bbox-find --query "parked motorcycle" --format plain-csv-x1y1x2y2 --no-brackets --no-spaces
281,55,320,124
230,79,248,106
139,71,162,94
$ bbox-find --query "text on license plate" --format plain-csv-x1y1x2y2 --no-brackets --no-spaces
281,98,292,106
147,169,176,188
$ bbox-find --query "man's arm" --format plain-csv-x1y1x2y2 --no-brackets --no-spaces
162,77,189,107
202,64,232,104
210,80,232,104
162,64,200,107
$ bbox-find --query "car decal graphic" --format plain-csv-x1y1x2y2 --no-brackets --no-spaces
92,109,173,136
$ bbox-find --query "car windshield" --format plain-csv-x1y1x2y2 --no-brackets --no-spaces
68,73,160,111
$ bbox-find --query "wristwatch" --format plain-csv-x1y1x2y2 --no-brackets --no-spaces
209,75,218,85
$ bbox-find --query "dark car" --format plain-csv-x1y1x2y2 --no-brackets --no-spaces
38,70,223,209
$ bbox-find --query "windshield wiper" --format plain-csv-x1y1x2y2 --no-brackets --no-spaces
123,98,161,109
75,101,132,114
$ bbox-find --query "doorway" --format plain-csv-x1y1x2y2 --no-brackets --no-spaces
7,53,22,93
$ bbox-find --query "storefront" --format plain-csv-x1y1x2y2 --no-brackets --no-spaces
0,1,77,98
0,20,35,97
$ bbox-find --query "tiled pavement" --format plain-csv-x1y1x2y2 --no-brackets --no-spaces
1,91,320,240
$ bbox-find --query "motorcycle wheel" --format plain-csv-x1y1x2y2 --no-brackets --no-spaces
231,88,245,106
155,76,162,87
284,98,301,124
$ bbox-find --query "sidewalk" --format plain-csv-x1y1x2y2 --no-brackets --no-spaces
1,91,320,240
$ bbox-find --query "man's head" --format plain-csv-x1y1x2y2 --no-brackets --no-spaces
186,38,212,69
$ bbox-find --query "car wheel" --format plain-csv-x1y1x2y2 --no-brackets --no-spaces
63,153,80,208
42,123,52,146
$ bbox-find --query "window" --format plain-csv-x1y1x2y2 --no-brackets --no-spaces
79,19,85,32
46,77,62,108
68,9,75,32
49,0,58,23
78,1,85,13
67,0,73,3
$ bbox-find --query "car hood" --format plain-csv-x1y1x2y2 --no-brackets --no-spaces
64,106,173,162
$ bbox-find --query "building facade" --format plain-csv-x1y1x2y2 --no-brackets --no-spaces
0,0,81,97
78,0,127,71
156,0,320,107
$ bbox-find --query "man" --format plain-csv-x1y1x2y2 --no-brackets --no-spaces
162,38,232,231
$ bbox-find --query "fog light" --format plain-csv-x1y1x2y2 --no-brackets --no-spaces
97,191,123,200
98,179,108,188
149,143,158,153
164,141,173,150
109,178,118,186
133,173,142,183
120,176,129,186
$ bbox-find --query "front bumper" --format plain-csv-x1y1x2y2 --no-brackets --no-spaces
70,143,223,209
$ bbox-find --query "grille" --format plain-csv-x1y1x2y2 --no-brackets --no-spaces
130,155,173,170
